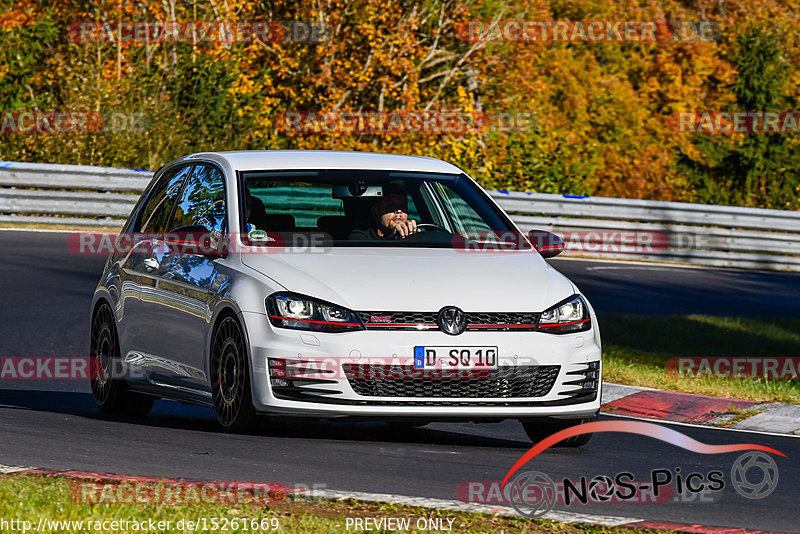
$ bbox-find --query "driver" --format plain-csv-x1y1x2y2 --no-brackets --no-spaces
348,184,419,240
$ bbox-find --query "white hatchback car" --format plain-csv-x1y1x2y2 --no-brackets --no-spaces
90,150,601,445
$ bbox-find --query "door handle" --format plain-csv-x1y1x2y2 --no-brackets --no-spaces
144,257,159,271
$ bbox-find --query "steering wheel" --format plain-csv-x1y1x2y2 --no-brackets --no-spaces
415,223,450,233
402,222,453,242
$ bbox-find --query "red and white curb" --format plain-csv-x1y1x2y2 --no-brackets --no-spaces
0,464,791,533
601,383,800,436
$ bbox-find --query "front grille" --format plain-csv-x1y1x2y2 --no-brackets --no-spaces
342,364,559,398
358,311,438,329
466,312,539,330
357,311,540,331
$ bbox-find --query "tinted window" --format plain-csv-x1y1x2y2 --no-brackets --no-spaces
428,181,492,233
248,182,344,228
239,170,518,248
169,165,227,235
138,166,192,234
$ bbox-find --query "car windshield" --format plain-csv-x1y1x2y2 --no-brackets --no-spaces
239,169,528,248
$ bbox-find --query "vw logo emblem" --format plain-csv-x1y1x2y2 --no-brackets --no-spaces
438,306,467,335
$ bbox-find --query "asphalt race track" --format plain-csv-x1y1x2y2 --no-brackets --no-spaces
1,229,799,531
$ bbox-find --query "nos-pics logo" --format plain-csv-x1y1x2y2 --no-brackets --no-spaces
502,421,783,518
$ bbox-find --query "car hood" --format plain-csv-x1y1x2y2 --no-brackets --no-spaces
242,247,576,312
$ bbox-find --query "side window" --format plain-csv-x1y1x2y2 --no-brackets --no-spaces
168,165,226,235
430,182,492,233
139,166,193,234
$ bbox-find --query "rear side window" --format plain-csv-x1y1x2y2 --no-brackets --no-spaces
138,166,193,234
168,165,227,234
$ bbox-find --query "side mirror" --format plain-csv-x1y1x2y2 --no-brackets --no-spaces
164,225,225,257
527,229,564,258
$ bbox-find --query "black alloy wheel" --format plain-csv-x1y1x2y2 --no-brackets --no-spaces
90,303,155,416
210,315,257,432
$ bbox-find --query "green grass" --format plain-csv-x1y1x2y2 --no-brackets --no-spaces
601,314,800,403
0,474,677,534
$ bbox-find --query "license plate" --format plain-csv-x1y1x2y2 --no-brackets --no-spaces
413,346,499,370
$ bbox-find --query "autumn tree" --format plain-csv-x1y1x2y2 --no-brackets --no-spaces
1,0,800,209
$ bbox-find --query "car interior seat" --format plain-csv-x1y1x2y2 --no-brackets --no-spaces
317,215,352,240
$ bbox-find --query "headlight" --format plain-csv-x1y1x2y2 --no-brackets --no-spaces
266,292,364,333
537,295,591,334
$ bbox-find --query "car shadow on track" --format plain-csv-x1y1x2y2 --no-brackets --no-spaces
0,389,532,449
256,419,532,449
0,389,220,432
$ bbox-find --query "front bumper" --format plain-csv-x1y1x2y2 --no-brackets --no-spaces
241,311,602,419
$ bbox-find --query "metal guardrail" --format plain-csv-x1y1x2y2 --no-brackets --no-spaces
0,162,150,227
489,190,800,271
1,161,798,271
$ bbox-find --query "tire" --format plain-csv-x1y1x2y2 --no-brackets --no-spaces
520,411,598,448
210,315,258,432
90,303,155,416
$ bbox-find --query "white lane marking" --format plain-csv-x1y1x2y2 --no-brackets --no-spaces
0,227,80,234
308,489,642,526
0,464,30,473
604,412,800,439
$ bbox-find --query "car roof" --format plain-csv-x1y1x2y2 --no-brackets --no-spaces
180,150,463,174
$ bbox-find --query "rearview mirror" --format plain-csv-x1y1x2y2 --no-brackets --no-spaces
527,230,564,258
332,183,385,198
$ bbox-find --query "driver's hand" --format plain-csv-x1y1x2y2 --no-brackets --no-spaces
395,219,418,238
